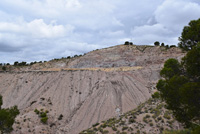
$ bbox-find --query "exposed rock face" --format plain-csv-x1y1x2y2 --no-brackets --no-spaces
0,45,185,134
66,45,183,68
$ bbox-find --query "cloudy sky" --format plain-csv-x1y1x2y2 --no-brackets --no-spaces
0,0,200,63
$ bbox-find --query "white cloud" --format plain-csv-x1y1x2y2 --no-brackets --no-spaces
0,19,74,38
131,0,200,45
155,0,200,30
26,19,74,38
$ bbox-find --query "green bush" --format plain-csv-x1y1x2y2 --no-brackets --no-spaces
122,126,128,131
103,130,109,134
129,118,135,123
2,66,6,71
192,126,200,134
0,95,20,133
152,92,160,99
34,109,40,114
40,112,47,118
41,117,48,124
164,112,171,120
149,123,154,126
112,127,117,131
124,41,130,45
92,122,99,127
154,41,160,46
162,129,191,134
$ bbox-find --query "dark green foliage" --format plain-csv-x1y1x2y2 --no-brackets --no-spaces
14,61,18,66
122,126,128,131
0,95,2,109
192,126,200,134
157,45,200,127
163,126,200,134
161,43,165,46
128,117,135,123
124,41,129,45
181,43,200,80
162,129,191,134
34,108,48,124
34,109,40,115
112,126,117,131
152,92,160,99
0,95,20,133
40,112,47,118
154,41,160,46
178,18,200,50
160,58,181,79
13,61,27,66
92,122,99,127
170,45,176,48
30,61,37,65
2,66,6,71
41,117,48,124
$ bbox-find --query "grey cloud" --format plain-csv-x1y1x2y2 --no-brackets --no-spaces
0,43,22,52
0,0,199,63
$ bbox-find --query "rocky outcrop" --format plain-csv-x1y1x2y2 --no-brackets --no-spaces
0,45,185,134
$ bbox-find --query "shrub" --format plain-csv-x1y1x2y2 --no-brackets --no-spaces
164,112,171,120
40,112,47,118
152,92,160,99
112,127,117,131
170,45,176,48
122,126,128,131
34,108,49,124
129,118,135,123
103,130,109,134
34,109,40,115
2,66,6,71
124,41,130,45
41,117,48,124
161,43,165,46
0,95,20,133
154,41,160,46
58,114,63,120
145,114,150,118
192,126,200,134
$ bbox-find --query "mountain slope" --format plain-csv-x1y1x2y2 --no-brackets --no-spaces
80,98,183,134
0,45,185,134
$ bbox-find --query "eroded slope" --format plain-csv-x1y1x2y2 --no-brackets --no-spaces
0,45,185,134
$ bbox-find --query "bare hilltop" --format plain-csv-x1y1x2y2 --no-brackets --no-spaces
0,44,185,134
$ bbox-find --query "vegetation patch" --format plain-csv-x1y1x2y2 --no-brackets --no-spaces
34,108,49,124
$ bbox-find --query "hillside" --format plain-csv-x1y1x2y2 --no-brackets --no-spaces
80,98,183,134
0,45,185,134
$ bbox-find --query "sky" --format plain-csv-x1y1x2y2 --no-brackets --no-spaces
0,0,200,63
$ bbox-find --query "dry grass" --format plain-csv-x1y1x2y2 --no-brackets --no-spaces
40,66,143,72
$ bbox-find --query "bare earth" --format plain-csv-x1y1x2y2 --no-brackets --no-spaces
0,45,185,134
